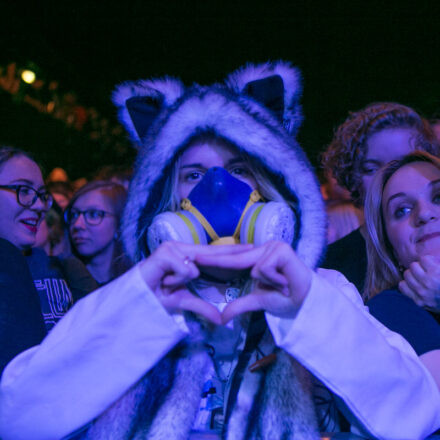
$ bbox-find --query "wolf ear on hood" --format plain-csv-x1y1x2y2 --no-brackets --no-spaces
112,77,184,145
226,61,303,135
113,61,302,145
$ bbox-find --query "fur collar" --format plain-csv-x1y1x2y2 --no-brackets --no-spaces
79,324,320,440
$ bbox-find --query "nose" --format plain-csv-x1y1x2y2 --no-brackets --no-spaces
415,201,438,226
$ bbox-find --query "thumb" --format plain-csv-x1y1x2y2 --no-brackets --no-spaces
222,295,262,324
173,289,223,326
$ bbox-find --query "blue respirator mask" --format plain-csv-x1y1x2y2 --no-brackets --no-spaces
147,167,296,252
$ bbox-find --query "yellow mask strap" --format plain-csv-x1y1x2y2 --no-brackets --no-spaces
181,189,262,245
232,190,262,241
181,198,220,242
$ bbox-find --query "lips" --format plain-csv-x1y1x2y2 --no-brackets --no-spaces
20,218,39,234
72,235,89,244
416,232,440,243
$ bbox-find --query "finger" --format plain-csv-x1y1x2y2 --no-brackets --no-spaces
403,268,425,293
399,280,424,306
419,254,440,272
162,262,200,287
252,266,288,291
407,262,428,287
196,246,266,269
250,244,288,289
175,290,222,325
193,244,254,255
174,243,253,260
222,295,263,324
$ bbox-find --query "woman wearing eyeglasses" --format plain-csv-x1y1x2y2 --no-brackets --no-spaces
0,146,97,338
65,181,131,286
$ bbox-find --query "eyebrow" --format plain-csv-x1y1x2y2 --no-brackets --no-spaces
362,159,381,166
10,179,35,185
385,178,440,210
179,163,205,170
179,157,245,170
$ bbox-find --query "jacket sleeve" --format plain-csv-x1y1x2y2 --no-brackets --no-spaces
266,268,440,440
0,265,188,440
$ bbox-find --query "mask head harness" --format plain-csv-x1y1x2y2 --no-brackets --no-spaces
147,167,296,252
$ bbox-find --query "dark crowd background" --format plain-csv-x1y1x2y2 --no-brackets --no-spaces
1,0,440,179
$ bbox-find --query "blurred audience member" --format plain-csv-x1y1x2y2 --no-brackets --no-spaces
65,181,131,286
47,167,69,183
431,118,440,142
46,180,74,210
34,200,71,257
321,171,363,244
93,164,132,190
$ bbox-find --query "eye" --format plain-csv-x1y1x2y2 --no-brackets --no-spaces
87,209,105,220
229,165,251,177
393,205,412,219
432,192,440,204
183,171,204,182
361,166,378,176
19,186,35,196
69,210,80,222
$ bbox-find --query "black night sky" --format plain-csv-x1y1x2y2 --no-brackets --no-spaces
1,1,440,179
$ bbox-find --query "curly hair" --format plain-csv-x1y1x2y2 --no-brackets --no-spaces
321,102,439,207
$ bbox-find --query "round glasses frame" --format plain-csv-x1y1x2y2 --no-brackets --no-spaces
0,184,53,209
64,208,116,226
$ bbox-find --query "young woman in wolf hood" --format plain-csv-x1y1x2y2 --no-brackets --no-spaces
1,62,439,440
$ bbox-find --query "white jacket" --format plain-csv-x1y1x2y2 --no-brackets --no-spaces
0,266,439,440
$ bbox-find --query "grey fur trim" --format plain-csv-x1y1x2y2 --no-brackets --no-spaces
226,342,319,440
143,345,211,440
225,357,264,440
112,77,184,145
225,60,303,135
254,351,320,439
81,373,151,440
115,62,326,268
81,330,320,439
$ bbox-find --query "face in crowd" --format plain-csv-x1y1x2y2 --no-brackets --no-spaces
0,155,52,250
360,128,417,202
383,160,440,269
177,141,257,200
68,188,118,260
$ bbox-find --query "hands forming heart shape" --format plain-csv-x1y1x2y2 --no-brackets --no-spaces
139,241,313,325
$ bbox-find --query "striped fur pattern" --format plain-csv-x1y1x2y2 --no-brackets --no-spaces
113,61,326,268
81,328,319,439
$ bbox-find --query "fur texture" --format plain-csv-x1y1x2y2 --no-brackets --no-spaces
82,328,320,439
225,61,303,134
113,61,326,267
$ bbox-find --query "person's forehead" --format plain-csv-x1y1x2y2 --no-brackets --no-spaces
73,189,111,209
384,162,440,198
0,155,43,185
180,141,240,164
366,128,416,161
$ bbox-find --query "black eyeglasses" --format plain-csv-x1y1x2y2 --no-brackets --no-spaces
64,208,116,226
0,184,53,209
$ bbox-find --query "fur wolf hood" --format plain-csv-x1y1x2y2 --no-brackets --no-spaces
113,61,326,267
